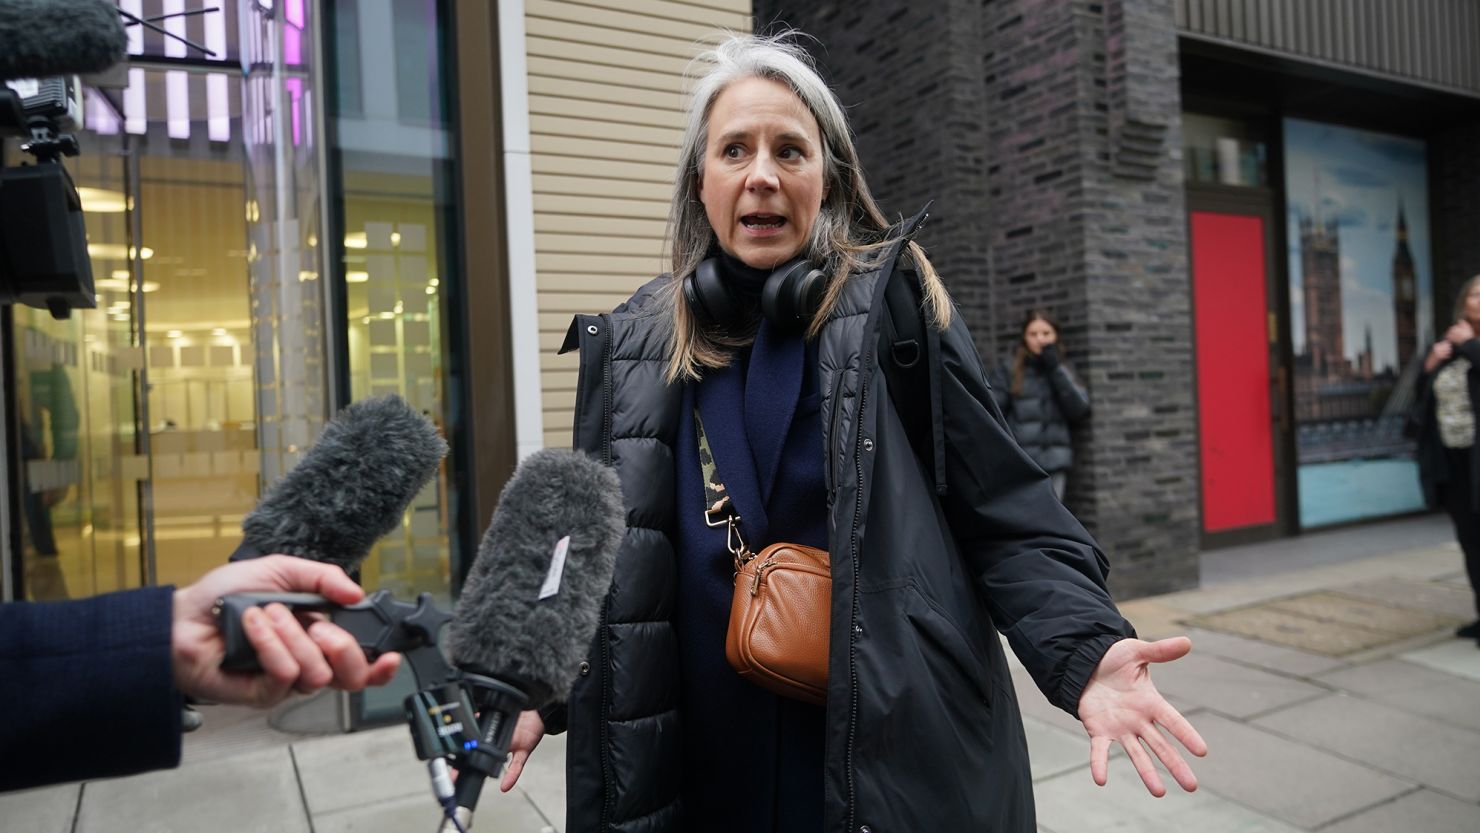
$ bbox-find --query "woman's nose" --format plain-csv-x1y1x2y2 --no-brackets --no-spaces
745,154,780,191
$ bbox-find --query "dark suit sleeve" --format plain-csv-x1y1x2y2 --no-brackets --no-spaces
0,587,183,791
934,315,1134,716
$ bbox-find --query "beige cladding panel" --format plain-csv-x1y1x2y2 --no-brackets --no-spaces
527,0,750,448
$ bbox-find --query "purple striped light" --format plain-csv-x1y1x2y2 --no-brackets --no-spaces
125,68,146,135
164,0,188,59
206,10,231,141
208,73,230,141
167,70,190,139
87,91,119,135
123,0,144,55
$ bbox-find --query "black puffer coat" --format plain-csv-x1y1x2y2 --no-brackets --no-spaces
552,226,1132,832
987,353,1090,475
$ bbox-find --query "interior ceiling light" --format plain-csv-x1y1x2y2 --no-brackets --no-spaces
76,187,129,213
94,278,160,293
344,232,368,250
87,243,154,261
346,271,369,283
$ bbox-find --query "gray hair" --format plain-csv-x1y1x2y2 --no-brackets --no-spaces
661,32,950,383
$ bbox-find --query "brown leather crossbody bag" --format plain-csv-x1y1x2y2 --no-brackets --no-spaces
696,411,830,705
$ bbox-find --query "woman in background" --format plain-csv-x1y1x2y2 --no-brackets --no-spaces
1413,274,1480,643
990,310,1091,499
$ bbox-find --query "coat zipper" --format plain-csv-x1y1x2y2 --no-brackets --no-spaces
600,313,614,465
844,366,869,832
844,234,913,830
593,314,614,830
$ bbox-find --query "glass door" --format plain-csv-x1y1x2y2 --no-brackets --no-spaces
9,137,143,599
9,63,260,599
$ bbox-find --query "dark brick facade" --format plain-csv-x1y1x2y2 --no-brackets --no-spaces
1432,123,1480,324
760,0,1199,596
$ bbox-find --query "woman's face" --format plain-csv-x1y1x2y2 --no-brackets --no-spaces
699,76,826,270
1464,283,1480,324
1024,319,1057,355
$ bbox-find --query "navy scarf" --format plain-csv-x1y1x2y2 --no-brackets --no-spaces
673,253,827,832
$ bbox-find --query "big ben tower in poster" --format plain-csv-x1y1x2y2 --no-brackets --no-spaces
1392,202,1417,371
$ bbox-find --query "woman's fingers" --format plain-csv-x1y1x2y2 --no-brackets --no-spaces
1089,735,1114,786
1138,636,1193,664
1143,725,1198,792
1158,703,1209,757
501,750,528,792
1121,735,1167,798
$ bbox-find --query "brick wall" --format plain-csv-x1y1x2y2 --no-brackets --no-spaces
757,1,997,353
759,0,1200,596
1432,123,1480,327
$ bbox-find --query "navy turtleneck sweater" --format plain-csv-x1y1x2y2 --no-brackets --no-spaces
674,249,827,832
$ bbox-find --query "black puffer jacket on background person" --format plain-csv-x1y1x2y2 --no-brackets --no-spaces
988,347,1091,475
548,223,1134,832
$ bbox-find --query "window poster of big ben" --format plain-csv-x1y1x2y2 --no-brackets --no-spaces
1284,118,1432,528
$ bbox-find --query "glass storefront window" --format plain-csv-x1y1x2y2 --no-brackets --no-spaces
326,0,463,723
1184,112,1268,188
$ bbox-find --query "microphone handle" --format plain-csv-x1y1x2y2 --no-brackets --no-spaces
447,674,530,825
215,590,453,681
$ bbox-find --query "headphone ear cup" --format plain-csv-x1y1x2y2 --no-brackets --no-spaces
761,260,827,332
684,258,739,330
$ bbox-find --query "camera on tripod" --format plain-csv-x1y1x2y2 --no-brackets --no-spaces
0,0,216,322
1,74,96,320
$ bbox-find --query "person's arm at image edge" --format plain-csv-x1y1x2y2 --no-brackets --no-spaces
0,556,399,792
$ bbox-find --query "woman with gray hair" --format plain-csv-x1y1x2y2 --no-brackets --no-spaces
500,32,1205,832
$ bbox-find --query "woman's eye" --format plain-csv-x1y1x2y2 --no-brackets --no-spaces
723,144,743,159
778,146,801,160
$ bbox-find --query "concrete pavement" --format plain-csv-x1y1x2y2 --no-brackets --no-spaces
4,520,1479,833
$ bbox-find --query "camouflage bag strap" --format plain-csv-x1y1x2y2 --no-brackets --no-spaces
694,408,754,572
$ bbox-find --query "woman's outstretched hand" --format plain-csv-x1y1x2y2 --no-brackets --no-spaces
1077,636,1208,797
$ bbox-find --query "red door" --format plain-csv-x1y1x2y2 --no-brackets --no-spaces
1190,208,1285,538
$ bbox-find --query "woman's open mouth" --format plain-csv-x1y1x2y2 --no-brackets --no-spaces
740,213,787,235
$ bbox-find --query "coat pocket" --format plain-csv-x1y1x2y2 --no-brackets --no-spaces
858,580,995,711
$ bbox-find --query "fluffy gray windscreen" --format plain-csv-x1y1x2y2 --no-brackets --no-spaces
447,448,625,710
0,0,127,79
240,395,448,569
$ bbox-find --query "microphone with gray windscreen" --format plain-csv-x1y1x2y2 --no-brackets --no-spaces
440,447,625,828
231,394,448,568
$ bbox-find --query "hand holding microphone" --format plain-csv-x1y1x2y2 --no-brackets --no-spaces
172,556,401,708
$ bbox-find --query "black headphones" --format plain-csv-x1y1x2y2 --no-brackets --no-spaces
682,257,828,334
